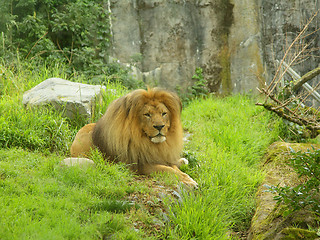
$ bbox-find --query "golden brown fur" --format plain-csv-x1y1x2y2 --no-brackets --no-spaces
70,123,96,158
71,88,197,187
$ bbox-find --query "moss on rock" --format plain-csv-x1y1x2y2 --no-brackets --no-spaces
281,227,319,240
248,142,320,240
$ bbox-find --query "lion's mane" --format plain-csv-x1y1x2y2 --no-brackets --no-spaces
92,88,183,173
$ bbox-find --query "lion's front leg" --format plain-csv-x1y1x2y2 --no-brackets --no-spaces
70,123,96,157
140,164,198,188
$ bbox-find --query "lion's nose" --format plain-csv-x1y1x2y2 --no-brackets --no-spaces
153,125,165,131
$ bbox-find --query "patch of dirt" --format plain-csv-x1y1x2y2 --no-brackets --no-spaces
124,175,184,237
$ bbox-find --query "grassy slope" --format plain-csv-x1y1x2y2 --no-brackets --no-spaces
0,61,282,239
0,148,146,239
164,96,281,239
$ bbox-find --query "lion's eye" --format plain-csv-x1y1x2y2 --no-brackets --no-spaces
162,112,167,117
144,113,151,118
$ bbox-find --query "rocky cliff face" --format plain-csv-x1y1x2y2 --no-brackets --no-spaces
228,0,263,93
260,0,320,84
109,0,319,93
110,0,233,92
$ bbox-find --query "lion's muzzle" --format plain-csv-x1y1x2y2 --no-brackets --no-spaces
150,133,166,143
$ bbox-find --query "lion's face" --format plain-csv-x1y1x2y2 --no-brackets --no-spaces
139,102,170,144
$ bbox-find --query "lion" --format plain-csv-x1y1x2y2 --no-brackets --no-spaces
70,88,197,188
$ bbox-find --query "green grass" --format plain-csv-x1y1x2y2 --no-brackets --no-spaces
0,60,128,153
0,59,284,239
0,59,69,96
0,148,152,239
162,96,281,239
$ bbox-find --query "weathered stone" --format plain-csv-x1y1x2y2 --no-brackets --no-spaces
229,0,263,93
109,0,233,92
248,142,320,240
61,157,95,168
22,78,107,120
109,0,320,94
260,0,320,86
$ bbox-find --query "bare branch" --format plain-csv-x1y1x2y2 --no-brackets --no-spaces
265,11,318,94
258,11,320,138
292,66,320,92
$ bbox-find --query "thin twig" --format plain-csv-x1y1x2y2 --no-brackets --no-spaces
25,32,48,59
294,80,320,114
56,40,71,64
265,11,318,95
267,42,310,99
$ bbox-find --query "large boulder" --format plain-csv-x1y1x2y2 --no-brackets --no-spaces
248,142,320,240
22,78,107,120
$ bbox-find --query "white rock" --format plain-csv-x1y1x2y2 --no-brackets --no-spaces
22,78,108,120
61,157,95,168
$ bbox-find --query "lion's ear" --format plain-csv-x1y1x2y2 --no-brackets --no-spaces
161,91,182,115
122,89,144,117
171,92,182,113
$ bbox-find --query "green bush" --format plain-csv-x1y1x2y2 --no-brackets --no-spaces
267,147,320,216
177,67,209,106
0,0,141,89
1,0,110,61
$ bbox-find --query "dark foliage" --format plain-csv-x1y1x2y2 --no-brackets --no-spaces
0,0,140,88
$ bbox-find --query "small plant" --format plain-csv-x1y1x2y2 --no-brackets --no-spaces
267,147,320,216
182,150,200,169
178,67,209,106
189,67,209,98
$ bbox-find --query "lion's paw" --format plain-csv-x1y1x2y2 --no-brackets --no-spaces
181,174,198,189
179,158,189,166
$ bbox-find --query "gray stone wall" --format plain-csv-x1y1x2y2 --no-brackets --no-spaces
109,0,320,94
229,0,263,93
110,0,232,92
260,0,320,84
